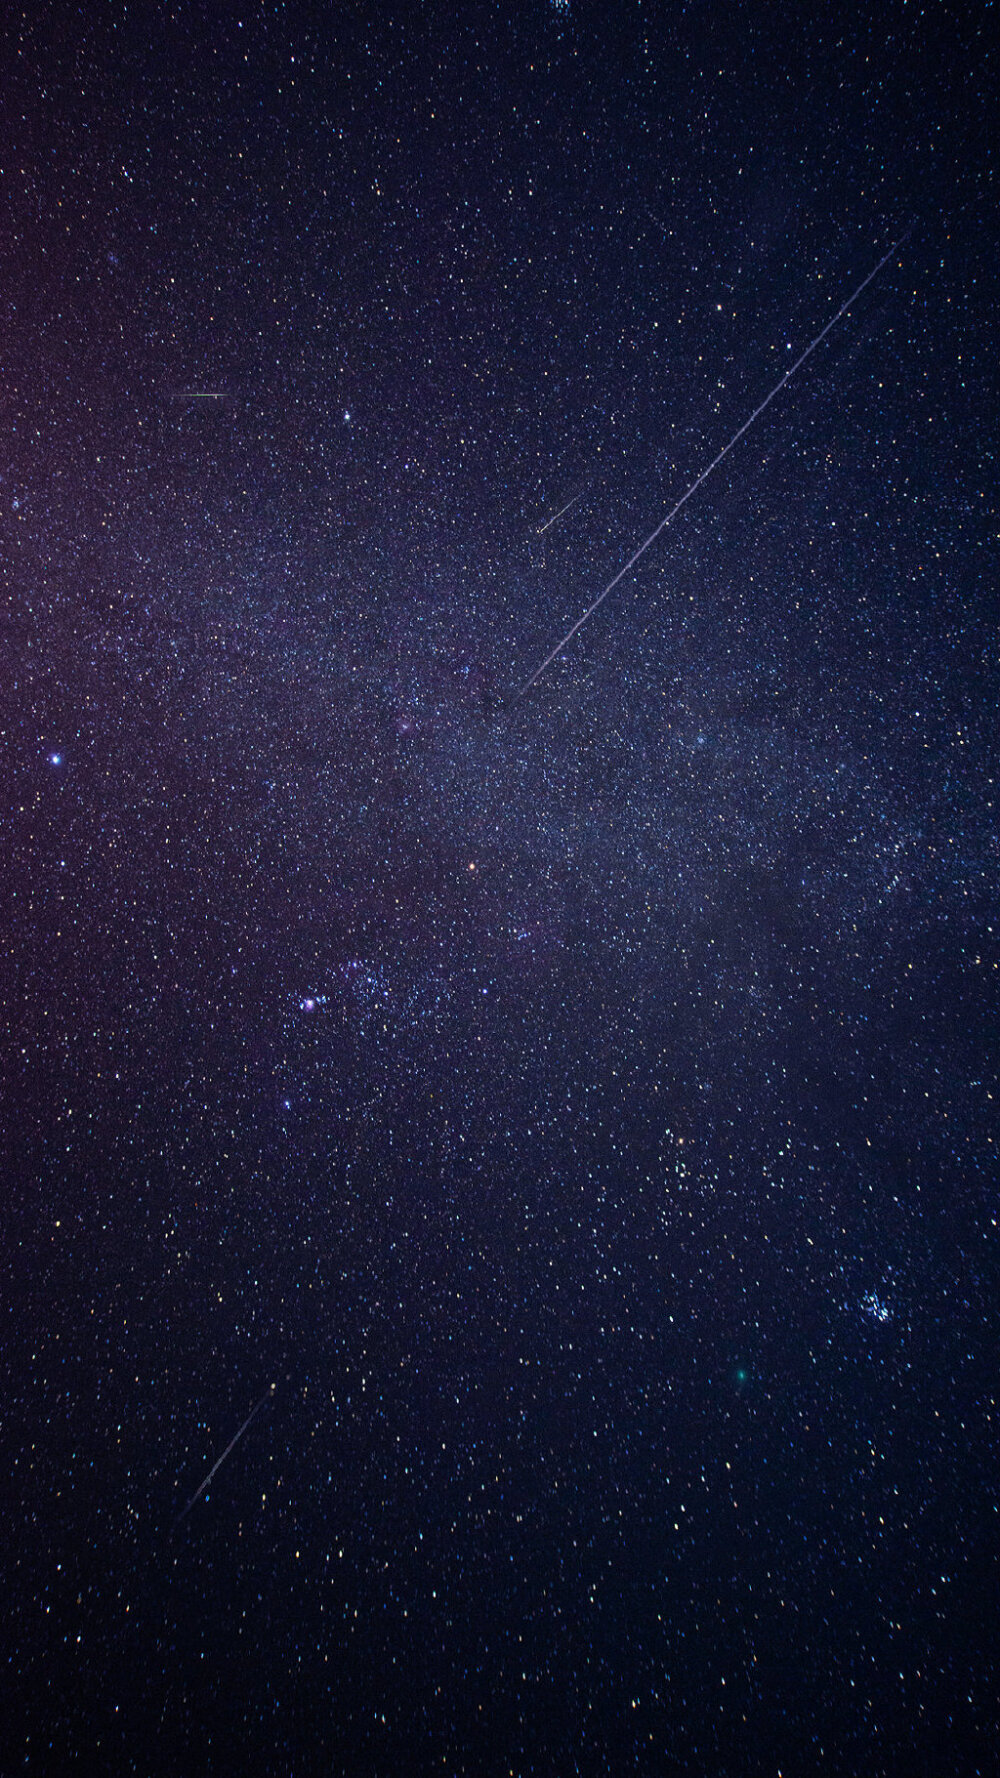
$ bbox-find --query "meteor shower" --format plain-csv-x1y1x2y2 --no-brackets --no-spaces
2,5,995,1775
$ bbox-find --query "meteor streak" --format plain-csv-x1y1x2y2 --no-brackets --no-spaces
516,228,913,698
172,1384,275,1530
537,490,583,534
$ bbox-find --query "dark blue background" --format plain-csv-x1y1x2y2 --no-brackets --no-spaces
1,2,996,1771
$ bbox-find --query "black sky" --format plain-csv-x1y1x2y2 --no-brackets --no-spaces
2,3,997,1774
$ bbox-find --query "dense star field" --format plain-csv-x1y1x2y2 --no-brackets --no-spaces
1,2,997,1772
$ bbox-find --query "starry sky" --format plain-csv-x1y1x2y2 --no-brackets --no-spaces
2,2,997,1773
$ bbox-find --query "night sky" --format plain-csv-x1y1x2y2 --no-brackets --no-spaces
2,3,997,1773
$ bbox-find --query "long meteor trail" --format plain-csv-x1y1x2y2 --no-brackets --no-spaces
516,229,912,699
172,1384,275,1530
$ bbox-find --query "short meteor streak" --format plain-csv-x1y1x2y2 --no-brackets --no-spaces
172,1384,275,1530
516,228,913,698
537,490,583,534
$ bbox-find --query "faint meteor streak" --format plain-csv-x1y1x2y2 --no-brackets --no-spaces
516,228,913,698
537,490,583,534
172,1384,275,1530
